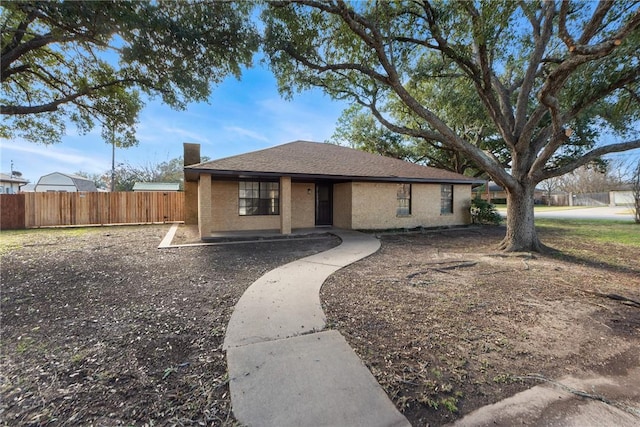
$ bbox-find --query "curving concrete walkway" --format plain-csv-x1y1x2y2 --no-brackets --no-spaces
223,229,410,427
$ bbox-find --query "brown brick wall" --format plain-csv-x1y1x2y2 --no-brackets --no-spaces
351,182,471,229
184,181,198,225
291,183,315,228
333,182,352,229
207,179,471,232
198,174,212,237
211,180,279,231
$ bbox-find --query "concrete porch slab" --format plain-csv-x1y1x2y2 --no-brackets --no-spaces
203,227,335,242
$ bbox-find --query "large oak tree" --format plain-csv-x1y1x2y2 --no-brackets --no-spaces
1,1,258,147
263,0,640,252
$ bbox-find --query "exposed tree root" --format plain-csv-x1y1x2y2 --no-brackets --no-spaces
498,237,552,254
585,291,640,308
406,262,478,278
517,374,640,417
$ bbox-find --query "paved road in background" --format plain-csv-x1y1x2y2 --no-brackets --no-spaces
499,206,636,221
535,206,634,221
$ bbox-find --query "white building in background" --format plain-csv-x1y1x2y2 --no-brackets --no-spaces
34,172,98,192
0,173,29,194
132,182,180,192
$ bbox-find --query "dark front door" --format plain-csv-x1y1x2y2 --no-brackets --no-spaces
315,183,333,226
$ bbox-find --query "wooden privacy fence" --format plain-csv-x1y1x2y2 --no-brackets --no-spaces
1,192,184,229
0,194,26,230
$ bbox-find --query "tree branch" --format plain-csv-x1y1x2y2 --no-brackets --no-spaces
531,66,640,154
0,9,39,58
514,2,555,144
0,79,136,115
578,1,615,45
540,140,640,180
464,2,516,148
1,64,31,82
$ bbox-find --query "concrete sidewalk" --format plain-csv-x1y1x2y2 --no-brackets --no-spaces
223,229,410,427
449,367,640,427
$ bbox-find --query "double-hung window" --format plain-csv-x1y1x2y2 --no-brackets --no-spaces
397,184,411,216
440,184,453,215
239,181,279,215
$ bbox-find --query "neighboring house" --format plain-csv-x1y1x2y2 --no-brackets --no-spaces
610,184,635,206
473,181,544,204
35,172,98,192
184,141,482,239
0,173,29,194
132,182,180,192
20,184,36,193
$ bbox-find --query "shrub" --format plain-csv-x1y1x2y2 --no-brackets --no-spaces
471,199,502,225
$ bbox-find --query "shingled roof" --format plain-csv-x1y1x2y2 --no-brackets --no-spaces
186,141,480,184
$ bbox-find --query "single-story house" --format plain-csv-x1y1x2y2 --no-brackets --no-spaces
473,181,544,204
35,172,97,192
0,173,29,194
132,182,180,192
184,141,483,239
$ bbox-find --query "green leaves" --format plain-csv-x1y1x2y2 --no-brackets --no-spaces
1,1,259,146
264,0,640,184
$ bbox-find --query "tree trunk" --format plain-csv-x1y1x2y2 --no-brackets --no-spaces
500,183,543,252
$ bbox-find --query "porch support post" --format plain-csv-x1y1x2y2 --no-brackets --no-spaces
198,173,213,239
280,176,292,235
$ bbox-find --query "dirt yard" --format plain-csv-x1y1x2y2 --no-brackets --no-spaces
2,224,639,426
322,226,640,426
0,225,339,426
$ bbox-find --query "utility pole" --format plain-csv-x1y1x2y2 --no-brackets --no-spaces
111,127,116,192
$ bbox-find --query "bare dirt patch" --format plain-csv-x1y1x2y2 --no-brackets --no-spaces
0,225,339,426
321,226,640,426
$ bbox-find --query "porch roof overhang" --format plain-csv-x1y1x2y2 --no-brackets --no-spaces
184,168,484,185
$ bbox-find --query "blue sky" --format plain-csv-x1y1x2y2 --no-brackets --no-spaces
1,60,638,184
0,62,350,184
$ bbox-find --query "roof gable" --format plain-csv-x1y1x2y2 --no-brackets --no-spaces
37,172,97,191
0,173,28,184
187,141,479,183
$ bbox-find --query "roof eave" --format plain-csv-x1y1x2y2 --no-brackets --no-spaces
184,167,482,184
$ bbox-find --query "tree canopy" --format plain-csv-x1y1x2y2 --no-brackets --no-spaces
263,0,640,251
77,155,210,192
1,1,258,146
330,105,488,177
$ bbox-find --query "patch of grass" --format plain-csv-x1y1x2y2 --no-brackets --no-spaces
440,396,459,413
494,204,594,212
15,336,35,354
536,218,640,246
0,227,95,255
493,373,515,384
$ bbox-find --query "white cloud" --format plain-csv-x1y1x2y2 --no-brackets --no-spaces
0,140,109,179
255,96,344,143
223,126,270,143
135,119,211,145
